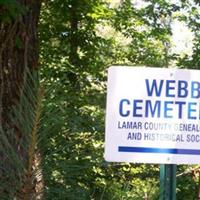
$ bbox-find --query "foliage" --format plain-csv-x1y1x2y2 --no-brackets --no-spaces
112,0,177,67
0,0,26,22
38,0,200,199
38,1,163,199
2,0,200,199
176,1,200,70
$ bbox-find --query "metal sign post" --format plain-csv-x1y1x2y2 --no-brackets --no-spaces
160,164,177,200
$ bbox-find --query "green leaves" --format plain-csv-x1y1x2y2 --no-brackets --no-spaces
0,0,26,22
37,0,200,199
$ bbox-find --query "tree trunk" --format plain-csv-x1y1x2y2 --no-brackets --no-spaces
0,0,41,199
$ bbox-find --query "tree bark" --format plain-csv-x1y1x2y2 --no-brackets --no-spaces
0,0,41,199
0,0,41,121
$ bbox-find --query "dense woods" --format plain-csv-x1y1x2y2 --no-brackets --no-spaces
1,0,200,199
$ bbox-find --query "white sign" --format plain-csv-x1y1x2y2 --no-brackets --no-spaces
105,66,200,164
